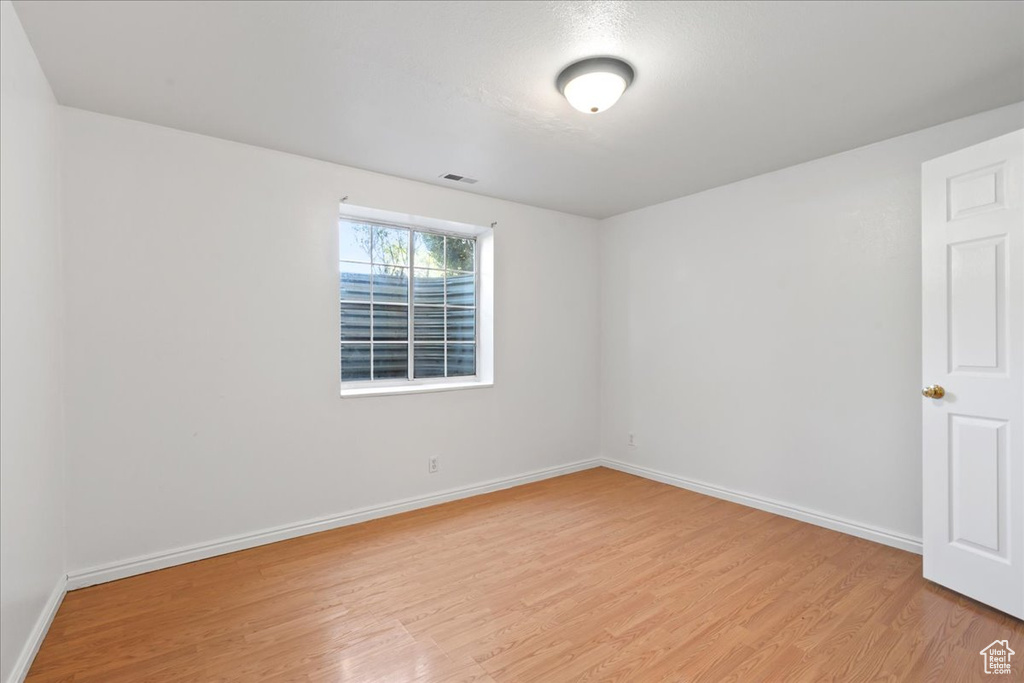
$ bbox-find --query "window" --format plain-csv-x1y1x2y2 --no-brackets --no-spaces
339,218,478,385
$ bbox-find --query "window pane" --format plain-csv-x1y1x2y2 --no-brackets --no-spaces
373,344,408,379
339,220,373,263
340,222,479,388
339,262,371,301
446,271,475,306
447,343,476,377
414,306,444,341
372,226,409,267
413,268,445,305
372,266,409,303
372,305,408,341
341,303,370,340
341,344,370,381
413,344,445,378
446,237,474,272
447,307,475,341
413,232,445,269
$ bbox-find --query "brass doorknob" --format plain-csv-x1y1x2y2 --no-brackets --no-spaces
922,385,945,399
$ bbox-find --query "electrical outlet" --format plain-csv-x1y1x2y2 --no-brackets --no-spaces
628,433,636,447
428,456,439,473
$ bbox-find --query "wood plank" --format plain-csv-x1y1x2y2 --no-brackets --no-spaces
26,468,1024,681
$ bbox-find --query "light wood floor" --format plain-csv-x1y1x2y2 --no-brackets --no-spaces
28,468,1022,682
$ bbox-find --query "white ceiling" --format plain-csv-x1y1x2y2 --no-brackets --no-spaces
13,0,1024,218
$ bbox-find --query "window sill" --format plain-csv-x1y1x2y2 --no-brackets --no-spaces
339,380,493,399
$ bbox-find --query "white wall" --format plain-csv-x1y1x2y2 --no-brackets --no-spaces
599,103,1024,543
60,108,601,575
0,1,66,681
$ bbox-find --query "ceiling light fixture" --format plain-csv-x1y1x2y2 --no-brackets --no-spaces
557,57,634,114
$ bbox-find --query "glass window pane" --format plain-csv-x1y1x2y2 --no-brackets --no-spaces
373,344,408,379
372,226,409,267
413,232,445,270
414,344,445,378
341,344,370,381
341,224,478,387
446,237,474,272
446,271,475,307
447,343,476,377
372,266,408,303
414,268,445,305
447,307,475,341
414,306,444,341
340,262,371,301
339,220,373,263
372,304,408,341
341,303,370,341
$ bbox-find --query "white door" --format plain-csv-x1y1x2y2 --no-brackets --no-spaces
922,129,1024,619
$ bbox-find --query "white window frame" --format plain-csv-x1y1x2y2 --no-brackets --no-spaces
338,203,494,398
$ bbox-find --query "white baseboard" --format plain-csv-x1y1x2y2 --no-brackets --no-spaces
7,575,67,683
600,458,923,555
66,458,600,590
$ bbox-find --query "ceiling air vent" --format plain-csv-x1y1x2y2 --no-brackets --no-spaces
440,173,478,185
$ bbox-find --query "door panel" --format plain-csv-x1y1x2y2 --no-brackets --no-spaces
922,129,1023,619
949,236,1004,372
947,162,1006,220
949,414,1005,556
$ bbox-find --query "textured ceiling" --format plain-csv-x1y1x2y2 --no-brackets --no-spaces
13,0,1024,218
